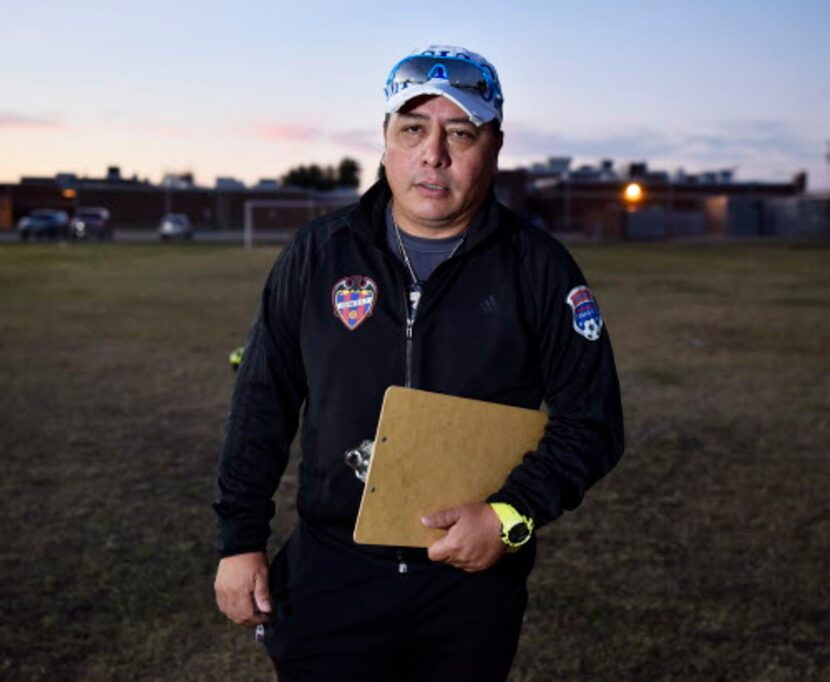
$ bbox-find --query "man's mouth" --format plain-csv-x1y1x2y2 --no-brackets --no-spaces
417,182,449,192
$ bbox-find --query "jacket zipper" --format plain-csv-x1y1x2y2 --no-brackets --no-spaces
390,243,457,574
401,286,419,574
405,307,414,388
403,283,421,389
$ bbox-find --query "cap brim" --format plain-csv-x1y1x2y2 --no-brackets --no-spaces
385,82,500,126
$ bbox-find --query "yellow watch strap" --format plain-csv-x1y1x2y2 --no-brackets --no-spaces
489,502,534,549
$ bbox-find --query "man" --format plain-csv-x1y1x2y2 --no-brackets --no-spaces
214,45,624,681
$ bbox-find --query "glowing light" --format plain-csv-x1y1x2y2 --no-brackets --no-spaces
623,183,643,203
62,189,76,199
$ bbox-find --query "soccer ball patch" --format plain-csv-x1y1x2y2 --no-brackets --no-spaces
332,275,378,331
566,285,603,341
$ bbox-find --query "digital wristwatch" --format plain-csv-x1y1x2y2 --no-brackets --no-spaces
489,503,534,552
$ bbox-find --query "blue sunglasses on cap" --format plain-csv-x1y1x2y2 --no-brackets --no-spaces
384,54,504,105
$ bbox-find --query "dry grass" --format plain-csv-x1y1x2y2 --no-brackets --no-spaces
0,241,827,681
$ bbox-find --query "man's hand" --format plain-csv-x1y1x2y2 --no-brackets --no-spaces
421,502,506,572
214,551,272,627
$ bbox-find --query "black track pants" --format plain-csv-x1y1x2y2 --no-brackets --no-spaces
263,521,534,682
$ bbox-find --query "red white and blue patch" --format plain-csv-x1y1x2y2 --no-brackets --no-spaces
566,285,603,341
332,275,378,331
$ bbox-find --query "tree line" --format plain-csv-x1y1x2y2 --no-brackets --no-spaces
282,158,360,191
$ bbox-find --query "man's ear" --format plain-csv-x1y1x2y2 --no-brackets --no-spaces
491,129,504,164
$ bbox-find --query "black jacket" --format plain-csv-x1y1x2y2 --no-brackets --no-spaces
214,181,624,557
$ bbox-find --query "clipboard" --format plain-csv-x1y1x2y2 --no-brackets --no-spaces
353,386,547,547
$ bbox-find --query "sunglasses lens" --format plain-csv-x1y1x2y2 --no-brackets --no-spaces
387,56,499,100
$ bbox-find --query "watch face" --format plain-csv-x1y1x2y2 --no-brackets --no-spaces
507,522,530,545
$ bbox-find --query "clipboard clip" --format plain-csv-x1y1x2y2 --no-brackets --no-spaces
344,439,374,483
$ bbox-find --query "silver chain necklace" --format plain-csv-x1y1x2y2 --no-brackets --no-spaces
392,218,466,287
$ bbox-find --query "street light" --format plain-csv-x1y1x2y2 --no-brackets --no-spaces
620,182,645,240
623,182,644,205
62,188,79,215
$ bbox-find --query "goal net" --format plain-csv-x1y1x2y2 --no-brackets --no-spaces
242,196,357,249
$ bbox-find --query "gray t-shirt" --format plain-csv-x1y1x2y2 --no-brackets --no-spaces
385,201,465,283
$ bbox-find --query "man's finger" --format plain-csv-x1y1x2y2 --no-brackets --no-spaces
228,591,270,627
240,610,270,627
421,506,462,529
427,536,453,563
253,571,272,614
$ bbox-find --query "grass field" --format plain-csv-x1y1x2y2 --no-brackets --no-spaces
0,241,827,681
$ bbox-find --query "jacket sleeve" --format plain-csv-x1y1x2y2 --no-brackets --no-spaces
213,238,308,557
488,239,624,528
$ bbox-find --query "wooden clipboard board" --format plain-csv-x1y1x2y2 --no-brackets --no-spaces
353,386,547,547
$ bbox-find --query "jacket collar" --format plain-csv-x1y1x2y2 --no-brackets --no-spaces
348,180,504,254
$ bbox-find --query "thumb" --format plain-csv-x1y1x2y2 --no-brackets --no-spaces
253,570,272,613
421,506,462,529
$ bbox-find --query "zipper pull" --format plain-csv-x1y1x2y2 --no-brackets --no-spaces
409,287,421,312
406,317,414,339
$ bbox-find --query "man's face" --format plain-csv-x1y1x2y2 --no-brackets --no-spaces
383,95,502,238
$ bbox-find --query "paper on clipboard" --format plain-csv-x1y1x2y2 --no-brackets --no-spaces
353,386,547,547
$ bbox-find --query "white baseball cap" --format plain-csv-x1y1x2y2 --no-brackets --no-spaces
384,45,504,126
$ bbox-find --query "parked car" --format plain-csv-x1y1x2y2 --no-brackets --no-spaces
17,209,70,240
69,207,112,240
158,213,193,241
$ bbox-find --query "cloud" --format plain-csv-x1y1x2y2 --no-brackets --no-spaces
253,121,381,155
328,129,382,155
255,123,318,142
129,121,187,138
0,111,63,130
682,120,814,159
504,125,679,160
503,119,817,179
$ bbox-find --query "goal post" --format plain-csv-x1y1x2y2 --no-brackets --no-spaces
242,195,357,250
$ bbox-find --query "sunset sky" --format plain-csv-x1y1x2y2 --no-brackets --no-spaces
2,0,828,190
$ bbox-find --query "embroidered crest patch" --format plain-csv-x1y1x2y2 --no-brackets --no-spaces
332,276,378,331
566,285,603,341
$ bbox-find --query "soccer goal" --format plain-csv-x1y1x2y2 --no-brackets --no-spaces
242,195,357,249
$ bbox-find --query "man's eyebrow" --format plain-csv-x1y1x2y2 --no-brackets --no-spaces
397,112,476,126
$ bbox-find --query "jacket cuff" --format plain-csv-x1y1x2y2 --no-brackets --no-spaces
486,491,534,522
214,519,270,558
217,544,267,558
486,479,564,529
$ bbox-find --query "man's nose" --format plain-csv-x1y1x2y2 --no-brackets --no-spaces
421,130,450,168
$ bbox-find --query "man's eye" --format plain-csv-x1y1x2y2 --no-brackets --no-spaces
451,129,476,140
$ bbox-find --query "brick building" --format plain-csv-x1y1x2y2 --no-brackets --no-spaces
520,158,809,239
1,167,329,231
2,162,824,239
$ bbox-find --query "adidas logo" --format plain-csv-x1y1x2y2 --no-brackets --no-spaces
479,294,497,314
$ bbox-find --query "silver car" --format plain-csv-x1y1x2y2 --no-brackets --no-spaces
158,213,193,241
17,209,70,240
70,207,112,240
